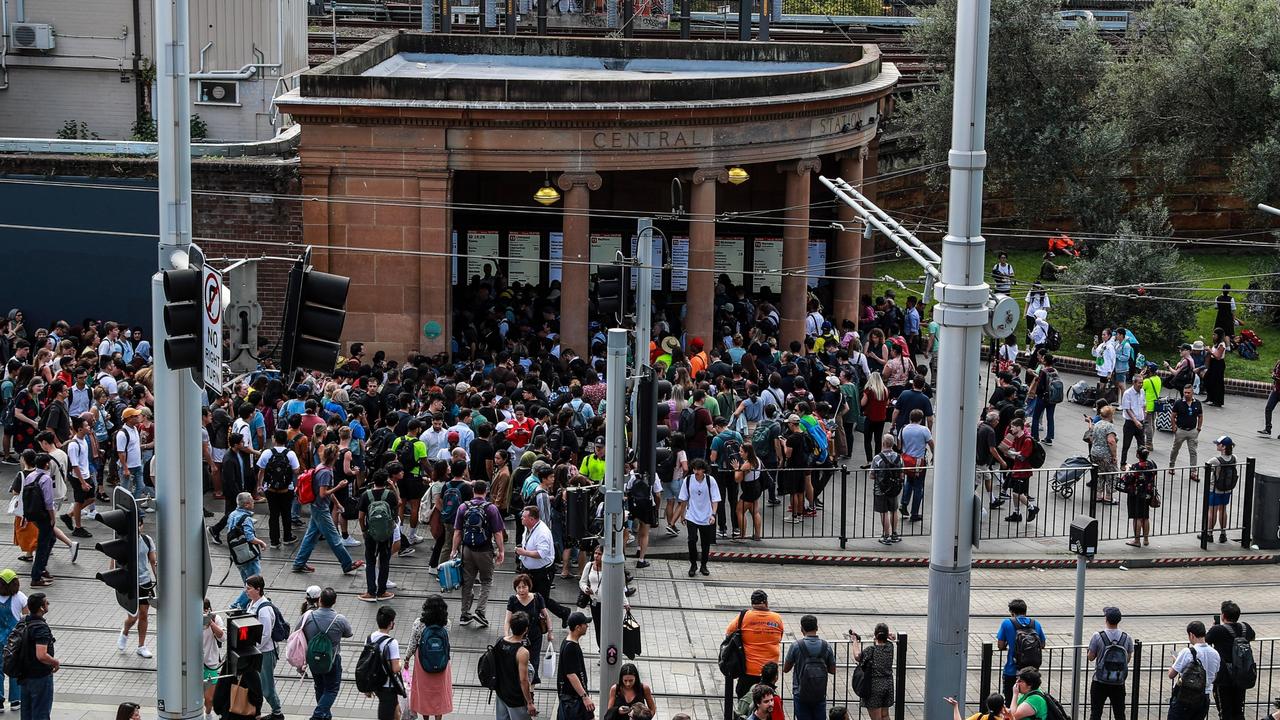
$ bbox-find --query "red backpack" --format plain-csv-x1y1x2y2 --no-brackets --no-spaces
296,467,318,504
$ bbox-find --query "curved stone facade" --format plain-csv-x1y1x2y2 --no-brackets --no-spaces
277,33,898,358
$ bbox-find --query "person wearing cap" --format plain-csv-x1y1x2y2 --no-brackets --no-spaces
780,413,813,520
1140,363,1162,452
709,416,745,538
1087,607,1133,720
300,587,353,720
0,568,25,711
725,590,784,699
1203,437,1239,544
579,439,607,484
433,430,468,463
689,338,710,378
556,611,594,720
116,406,149,503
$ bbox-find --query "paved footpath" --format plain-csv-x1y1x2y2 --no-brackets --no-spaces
24,367,1280,719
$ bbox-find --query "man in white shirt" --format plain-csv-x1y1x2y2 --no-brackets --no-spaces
367,606,403,719
97,322,124,360
419,414,450,459
1167,621,1219,720
62,417,95,538
96,360,121,399
117,408,150,503
677,458,720,578
1120,375,1146,467
244,574,285,719
231,404,255,455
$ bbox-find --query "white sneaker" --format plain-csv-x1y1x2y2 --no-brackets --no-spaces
69,541,80,564
386,580,397,589
341,536,362,547
117,633,128,653
136,646,153,658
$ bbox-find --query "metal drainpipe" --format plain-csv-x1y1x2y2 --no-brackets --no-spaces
189,0,285,80
1,0,10,90
132,0,144,122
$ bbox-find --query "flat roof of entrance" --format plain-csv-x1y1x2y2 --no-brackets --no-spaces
362,52,842,81
299,34,881,105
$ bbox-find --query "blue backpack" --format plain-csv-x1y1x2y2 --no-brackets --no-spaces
799,416,830,465
418,624,450,673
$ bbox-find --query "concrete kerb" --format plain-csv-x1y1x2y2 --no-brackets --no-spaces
644,548,1280,569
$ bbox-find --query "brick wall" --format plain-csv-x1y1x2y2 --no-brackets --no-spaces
0,153,301,347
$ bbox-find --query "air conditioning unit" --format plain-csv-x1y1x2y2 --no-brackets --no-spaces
11,23,55,51
198,80,239,105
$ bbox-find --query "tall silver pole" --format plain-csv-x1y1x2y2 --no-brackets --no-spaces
155,0,204,715
922,0,991,713
598,329,628,709
632,218,653,442
1071,557,1087,720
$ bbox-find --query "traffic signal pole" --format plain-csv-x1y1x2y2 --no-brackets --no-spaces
597,328,628,710
922,0,992,715
154,0,206,714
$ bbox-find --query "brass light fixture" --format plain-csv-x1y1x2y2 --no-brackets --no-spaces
727,166,749,185
534,179,561,206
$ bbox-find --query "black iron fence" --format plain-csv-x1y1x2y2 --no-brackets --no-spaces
975,636,1280,720
727,458,1257,549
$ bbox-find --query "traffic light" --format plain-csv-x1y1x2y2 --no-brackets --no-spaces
94,486,140,615
161,266,202,370
225,612,263,672
280,260,350,375
597,264,624,319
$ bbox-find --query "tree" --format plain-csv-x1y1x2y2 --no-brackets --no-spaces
896,0,1125,231
1097,0,1280,206
1056,202,1202,347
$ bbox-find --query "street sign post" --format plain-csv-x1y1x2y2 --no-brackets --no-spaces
200,251,224,392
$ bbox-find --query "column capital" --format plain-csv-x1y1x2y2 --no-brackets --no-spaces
691,167,729,185
556,172,603,192
833,146,869,163
776,157,822,176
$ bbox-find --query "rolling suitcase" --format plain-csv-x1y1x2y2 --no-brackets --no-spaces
437,557,462,591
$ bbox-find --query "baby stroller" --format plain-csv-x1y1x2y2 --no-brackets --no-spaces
1050,456,1092,498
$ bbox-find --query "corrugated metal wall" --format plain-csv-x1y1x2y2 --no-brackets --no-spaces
189,0,306,76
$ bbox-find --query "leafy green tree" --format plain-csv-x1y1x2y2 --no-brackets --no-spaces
1098,0,1280,206
896,0,1124,231
1056,202,1202,346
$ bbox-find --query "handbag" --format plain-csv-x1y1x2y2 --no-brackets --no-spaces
1148,489,1161,509
228,682,255,716
540,647,557,680
13,519,37,554
622,609,642,659
576,590,592,609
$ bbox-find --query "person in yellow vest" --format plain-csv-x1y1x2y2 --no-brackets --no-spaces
579,439,606,483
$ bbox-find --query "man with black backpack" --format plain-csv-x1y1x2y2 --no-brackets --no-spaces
257,430,300,549
782,615,836,720
452,480,506,629
1203,437,1239,545
9,592,56,719
390,420,430,547
1168,621,1221,720
1026,354,1062,446
21,453,57,588
1206,601,1257,720
996,599,1046,707
357,470,402,602
1086,607,1133,720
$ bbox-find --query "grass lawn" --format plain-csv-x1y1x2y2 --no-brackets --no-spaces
862,249,1279,383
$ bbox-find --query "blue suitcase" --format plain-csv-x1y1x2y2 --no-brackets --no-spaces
437,558,462,591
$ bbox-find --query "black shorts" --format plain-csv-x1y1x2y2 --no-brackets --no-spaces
398,476,425,502
629,502,657,527
1007,477,1030,496
138,581,156,608
375,686,400,720
71,475,96,503
874,493,899,514
739,480,762,504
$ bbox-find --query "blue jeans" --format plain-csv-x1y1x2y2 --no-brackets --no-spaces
291,497,302,523
259,647,281,714
312,654,342,719
1030,398,1056,441
793,699,827,720
293,506,354,571
127,465,152,502
19,674,51,720
229,558,262,610
901,475,926,517
0,671,20,704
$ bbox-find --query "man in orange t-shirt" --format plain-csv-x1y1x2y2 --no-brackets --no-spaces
689,337,710,378
726,589,785,697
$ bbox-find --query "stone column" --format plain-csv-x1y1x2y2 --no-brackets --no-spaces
418,172,453,357
861,136,880,283
832,147,866,327
301,170,332,274
777,158,820,348
687,167,727,348
557,172,602,357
